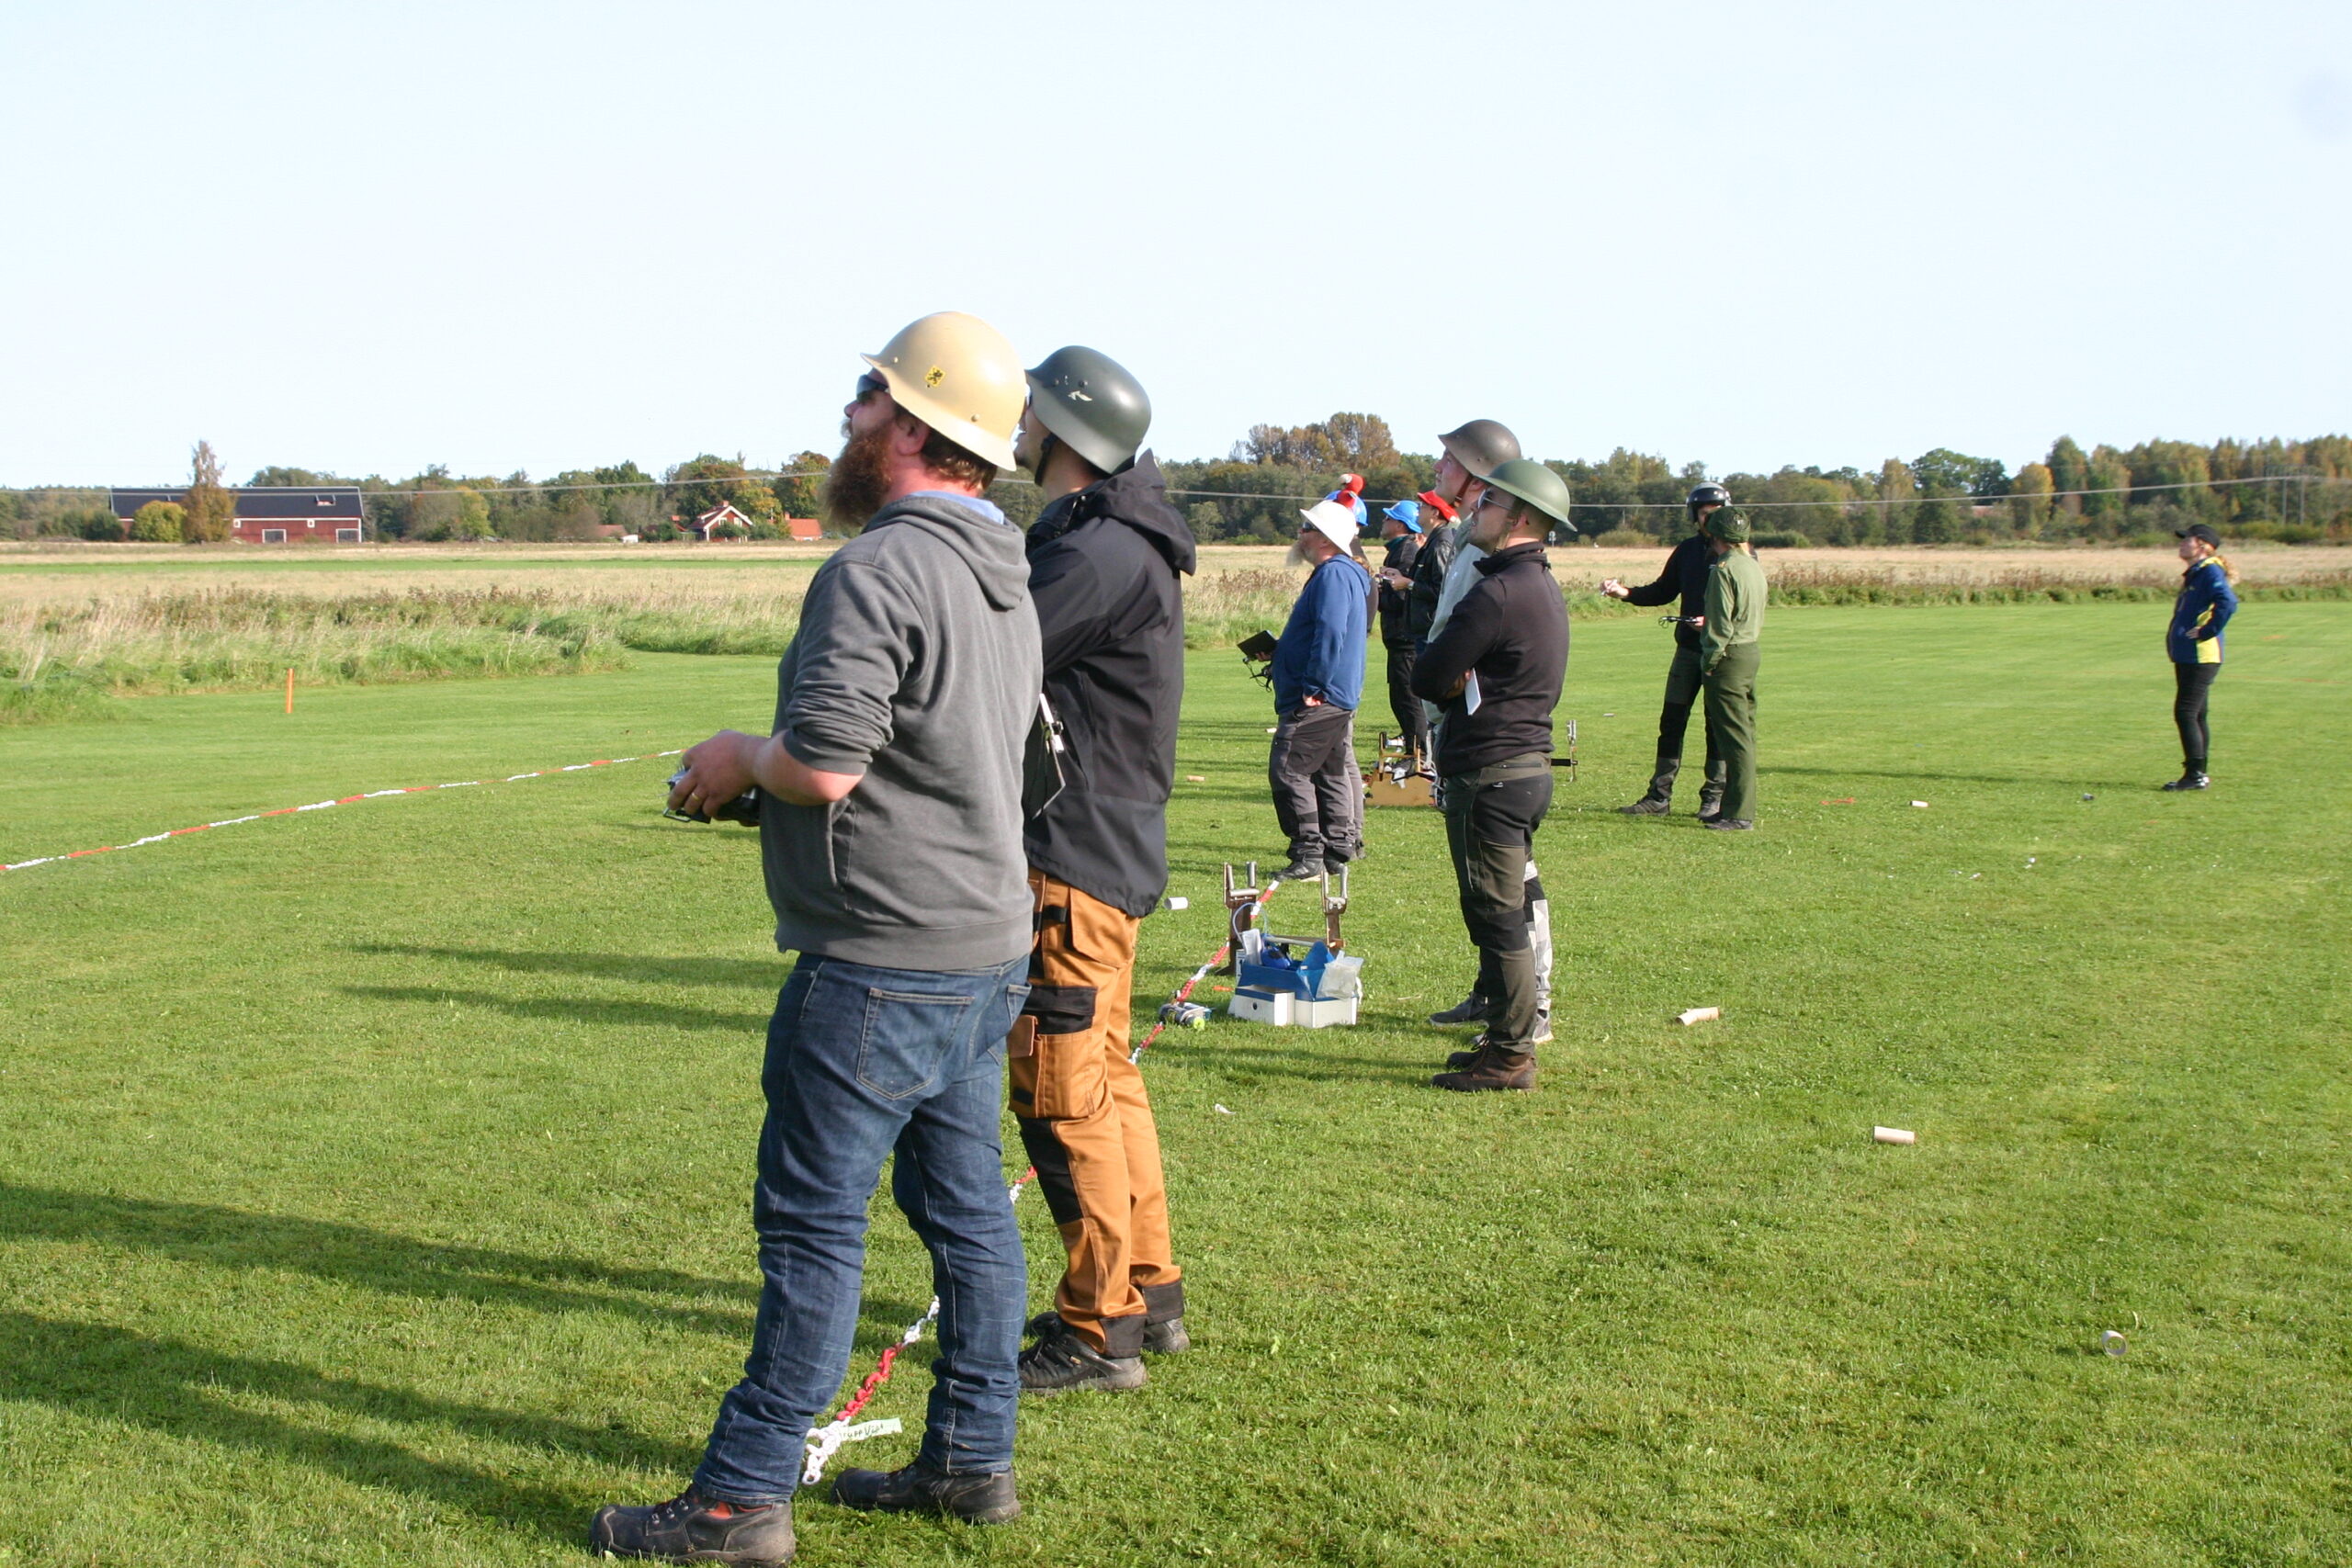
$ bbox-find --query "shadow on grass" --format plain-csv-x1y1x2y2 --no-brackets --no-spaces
1759,764,2138,789
1151,1036,1431,1083
356,944,784,991
340,985,767,1035
0,1181,763,1334
0,1309,688,1540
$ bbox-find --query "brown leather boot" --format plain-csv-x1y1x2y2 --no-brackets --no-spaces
1431,1049,1535,1092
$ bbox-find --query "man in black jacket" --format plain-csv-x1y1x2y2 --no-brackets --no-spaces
1006,345,1196,1395
1411,458,1572,1093
1601,482,1729,818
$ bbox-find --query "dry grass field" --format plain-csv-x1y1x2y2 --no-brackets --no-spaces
6,540,2346,726
6,537,2350,606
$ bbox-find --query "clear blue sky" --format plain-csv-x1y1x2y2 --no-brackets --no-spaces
3,0,2346,489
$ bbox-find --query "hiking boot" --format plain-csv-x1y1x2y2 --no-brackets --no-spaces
1027,1308,1189,1356
1702,818,1754,831
1451,1008,1552,1067
1273,857,1325,883
831,1461,1020,1525
1019,1325,1147,1394
1431,1050,1536,1092
1428,992,1492,1026
1139,1281,1191,1354
1623,752,1679,814
1443,1040,1494,1071
1145,1315,1191,1354
2161,772,2211,792
589,1485,795,1564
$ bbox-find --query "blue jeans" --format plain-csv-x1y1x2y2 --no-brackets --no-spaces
694,952,1031,1502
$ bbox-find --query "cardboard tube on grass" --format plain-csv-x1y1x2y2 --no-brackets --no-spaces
1873,1126,1917,1145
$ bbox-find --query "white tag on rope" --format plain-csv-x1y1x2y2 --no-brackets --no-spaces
800,1416,904,1485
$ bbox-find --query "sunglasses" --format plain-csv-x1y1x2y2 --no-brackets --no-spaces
1476,489,1516,512
854,370,889,402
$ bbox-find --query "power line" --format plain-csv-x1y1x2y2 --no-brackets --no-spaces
9,468,2341,511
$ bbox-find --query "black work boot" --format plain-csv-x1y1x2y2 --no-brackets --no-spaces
1443,1039,1496,1071
1450,1005,1552,1068
1620,752,1679,815
831,1461,1021,1525
1431,1049,1536,1092
589,1485,794,1564
1274,856,1325,883
2161,762,2210,791
1140,1280,1192,1354
1033,1290,1191,1356
1429,992,1492,1026
1019,1323,1147,1394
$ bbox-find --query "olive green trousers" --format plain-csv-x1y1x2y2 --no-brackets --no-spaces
1702,643,1760,823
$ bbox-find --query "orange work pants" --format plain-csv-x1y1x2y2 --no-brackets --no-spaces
1010,870,1182,1358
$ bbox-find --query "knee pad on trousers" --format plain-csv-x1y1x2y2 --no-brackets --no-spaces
1016,1117,1085,1228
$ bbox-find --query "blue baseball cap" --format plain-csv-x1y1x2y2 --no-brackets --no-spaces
1383,499,1422,534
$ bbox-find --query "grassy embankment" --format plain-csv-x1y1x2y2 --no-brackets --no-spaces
5,545,2348,726
1,600,2346,1565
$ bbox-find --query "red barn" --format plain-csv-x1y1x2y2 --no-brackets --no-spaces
111,486,367,544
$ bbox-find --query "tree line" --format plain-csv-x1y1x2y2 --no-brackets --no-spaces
5,425,2346,545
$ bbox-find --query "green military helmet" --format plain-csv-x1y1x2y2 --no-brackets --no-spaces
1702,508,1751,543
1024,345,1151,475
1480,458,1576,531
1438,418,1521,479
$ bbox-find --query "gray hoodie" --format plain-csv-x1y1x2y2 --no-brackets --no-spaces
760,494,1041,970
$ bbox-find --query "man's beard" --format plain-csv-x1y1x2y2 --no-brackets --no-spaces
821,420,893,531
1285,538,1313,569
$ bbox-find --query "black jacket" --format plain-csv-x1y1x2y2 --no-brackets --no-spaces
1377,533,1421,647
1411,541,1568,775
1622,534,1711,647
1023,453,1196,917
1404,518,1463,643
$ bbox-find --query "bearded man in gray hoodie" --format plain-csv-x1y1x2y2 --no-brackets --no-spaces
594,313,1042,1565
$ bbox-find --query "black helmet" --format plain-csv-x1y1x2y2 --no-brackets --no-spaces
1438,419,1521,480
1687,482,1731,522
1024,345,1151,475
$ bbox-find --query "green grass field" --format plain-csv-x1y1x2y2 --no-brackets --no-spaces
2,602,2346,1566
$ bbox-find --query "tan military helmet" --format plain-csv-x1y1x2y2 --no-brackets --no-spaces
861,312,1023,470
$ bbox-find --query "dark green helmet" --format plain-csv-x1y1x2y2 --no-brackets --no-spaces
1438,419,1521,479
1481,458,1575,531
1024,345,1151,475
1702,508,1750,543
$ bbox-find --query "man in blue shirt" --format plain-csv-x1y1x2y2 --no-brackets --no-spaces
1267,493,1372,881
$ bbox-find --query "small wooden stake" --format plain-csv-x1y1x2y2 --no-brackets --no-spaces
285,667,294,714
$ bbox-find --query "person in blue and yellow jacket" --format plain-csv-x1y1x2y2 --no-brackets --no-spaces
2163,523,2240,792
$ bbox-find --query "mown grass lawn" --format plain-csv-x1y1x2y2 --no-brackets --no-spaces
1,601,2346,1566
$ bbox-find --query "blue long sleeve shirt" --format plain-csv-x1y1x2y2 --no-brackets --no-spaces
1271,554,1370,713
2167,558,2239,664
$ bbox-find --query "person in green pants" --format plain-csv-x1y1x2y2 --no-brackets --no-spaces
1698,510,1765,831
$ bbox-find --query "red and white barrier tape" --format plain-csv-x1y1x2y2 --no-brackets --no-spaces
1127,877,1284,1063
1,749,684,874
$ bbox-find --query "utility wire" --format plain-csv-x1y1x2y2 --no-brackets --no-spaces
13,468,2337,510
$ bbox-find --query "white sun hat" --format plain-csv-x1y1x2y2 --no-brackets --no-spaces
1296,498,1359,552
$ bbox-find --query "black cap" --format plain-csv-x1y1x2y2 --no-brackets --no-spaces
2175,523,2222,546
